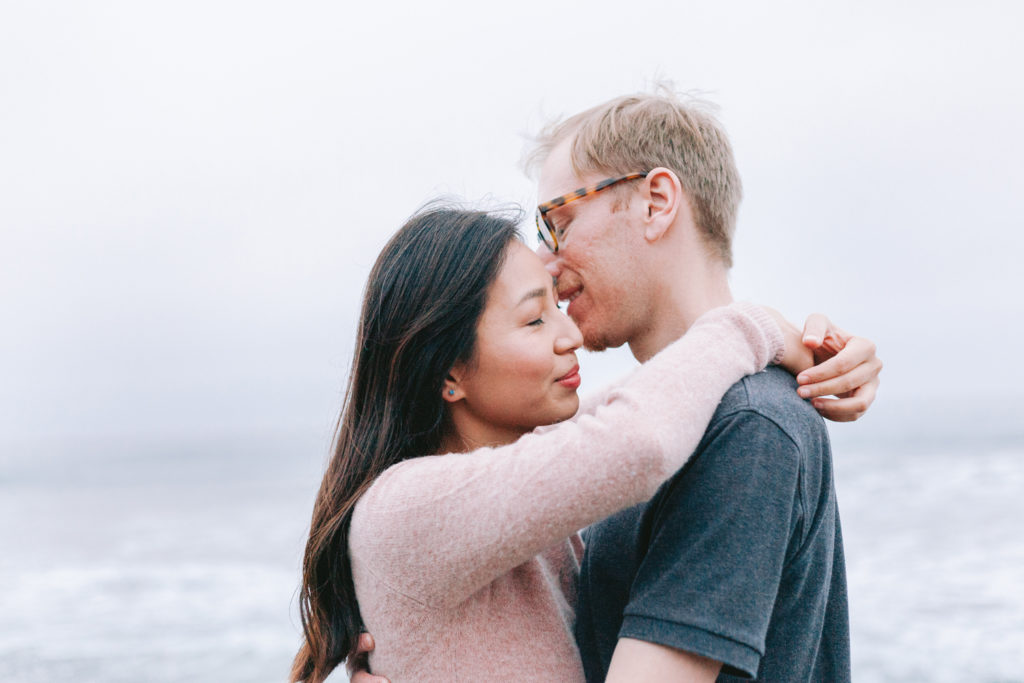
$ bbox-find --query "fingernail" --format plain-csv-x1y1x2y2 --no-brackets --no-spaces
796,373,809,384
798,386,811,398
803,335,820,346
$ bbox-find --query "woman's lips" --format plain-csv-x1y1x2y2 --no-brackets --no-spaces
556,365,581,390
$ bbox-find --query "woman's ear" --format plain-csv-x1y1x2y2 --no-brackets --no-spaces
442,371,464,403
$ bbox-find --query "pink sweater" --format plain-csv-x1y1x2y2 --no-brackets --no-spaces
348,303,784,682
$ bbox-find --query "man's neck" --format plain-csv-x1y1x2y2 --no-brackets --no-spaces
627,265,734,363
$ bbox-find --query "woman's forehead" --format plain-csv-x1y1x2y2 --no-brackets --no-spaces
488,243,552,308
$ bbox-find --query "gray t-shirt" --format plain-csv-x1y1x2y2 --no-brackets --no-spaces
575,366,850,681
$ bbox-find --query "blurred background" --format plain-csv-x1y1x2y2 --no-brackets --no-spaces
2,1,1022,681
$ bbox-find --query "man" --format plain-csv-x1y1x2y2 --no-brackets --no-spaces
530,91,868,681
349,90,880,681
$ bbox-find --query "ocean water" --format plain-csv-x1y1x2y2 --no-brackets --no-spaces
834,436,1024,682
0,434,323,683
1,432,1022,682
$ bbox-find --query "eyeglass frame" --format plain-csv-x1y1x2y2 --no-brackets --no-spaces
535,172,649,253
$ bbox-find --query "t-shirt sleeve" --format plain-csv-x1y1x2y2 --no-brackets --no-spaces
617,409,802,679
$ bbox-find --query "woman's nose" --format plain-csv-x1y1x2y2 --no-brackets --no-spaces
554,314,583,354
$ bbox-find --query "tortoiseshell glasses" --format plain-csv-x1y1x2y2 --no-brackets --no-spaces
535,172,648,253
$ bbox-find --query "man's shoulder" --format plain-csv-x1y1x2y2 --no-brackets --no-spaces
705,367,830,457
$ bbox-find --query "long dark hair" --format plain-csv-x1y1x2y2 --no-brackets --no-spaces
291,204,521,683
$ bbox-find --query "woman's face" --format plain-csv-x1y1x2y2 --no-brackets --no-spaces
451,241,584,437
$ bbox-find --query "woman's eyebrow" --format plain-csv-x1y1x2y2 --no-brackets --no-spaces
516,287,548,306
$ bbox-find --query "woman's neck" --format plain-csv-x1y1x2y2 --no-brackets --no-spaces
439,414,528,454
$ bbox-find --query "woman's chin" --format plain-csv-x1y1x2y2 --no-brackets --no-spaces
536,395,581,427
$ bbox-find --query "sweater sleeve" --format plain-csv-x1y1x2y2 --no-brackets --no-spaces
349,302,783,609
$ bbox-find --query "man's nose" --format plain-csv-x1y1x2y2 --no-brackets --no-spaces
535,243,561,278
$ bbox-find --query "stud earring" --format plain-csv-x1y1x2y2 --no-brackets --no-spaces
448,389,455,396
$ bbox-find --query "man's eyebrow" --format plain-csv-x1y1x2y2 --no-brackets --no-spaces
517,287,548,306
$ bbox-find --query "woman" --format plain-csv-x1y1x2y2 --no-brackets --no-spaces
292,205,846,682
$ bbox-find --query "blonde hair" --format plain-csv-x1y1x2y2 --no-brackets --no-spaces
525,88,742,267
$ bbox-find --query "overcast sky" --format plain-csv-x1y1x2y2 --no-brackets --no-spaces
2,1,1022,445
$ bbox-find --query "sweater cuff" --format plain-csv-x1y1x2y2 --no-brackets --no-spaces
715,301,785,366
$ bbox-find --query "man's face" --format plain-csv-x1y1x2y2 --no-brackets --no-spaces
535,139,648,351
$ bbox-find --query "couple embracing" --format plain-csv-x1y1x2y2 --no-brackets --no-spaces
292,89,882,682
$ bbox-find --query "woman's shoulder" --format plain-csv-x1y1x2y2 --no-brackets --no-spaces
354,454,439,514
349,452,467,535
349,456,429,564
348,452,477,603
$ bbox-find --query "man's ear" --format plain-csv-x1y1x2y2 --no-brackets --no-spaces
442,370,465,403
641,167,683,243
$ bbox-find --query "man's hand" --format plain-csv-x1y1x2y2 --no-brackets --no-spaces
346,633,390,683
796,314,882,422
